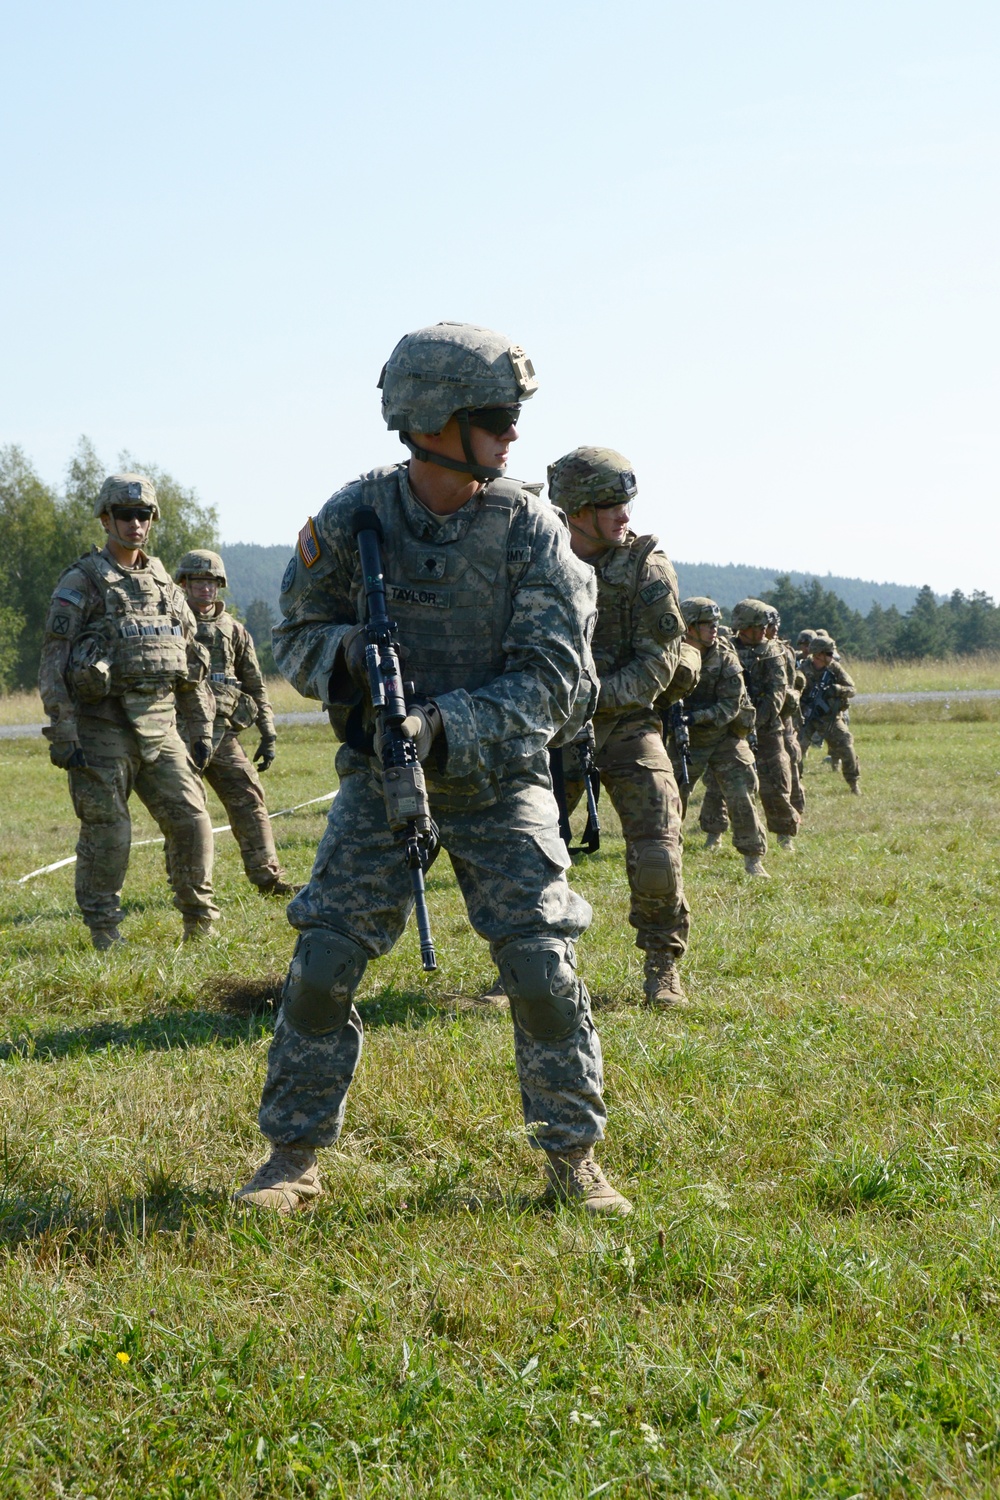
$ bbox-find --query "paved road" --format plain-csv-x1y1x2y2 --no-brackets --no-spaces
2,692,998,742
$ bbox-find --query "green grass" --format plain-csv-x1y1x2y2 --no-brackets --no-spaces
1,720,999,1496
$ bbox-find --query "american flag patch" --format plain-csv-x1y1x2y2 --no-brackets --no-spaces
298,517,321,568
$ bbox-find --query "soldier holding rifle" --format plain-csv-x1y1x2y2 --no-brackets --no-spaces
546,448,699,1006
237,323,630,1217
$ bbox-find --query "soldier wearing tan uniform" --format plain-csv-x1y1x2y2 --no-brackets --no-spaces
799,638,860,793
174,550,297,897
665,598,770,877
39,474,219,947
701,598,800,852
766,609,805,817
547,447,699,1006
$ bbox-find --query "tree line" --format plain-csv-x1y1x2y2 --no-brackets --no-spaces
1,439,996,692
762,575,1000,658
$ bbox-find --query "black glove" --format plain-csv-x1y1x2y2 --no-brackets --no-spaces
49,741,87,770
191,737,213,771
253,736,276,772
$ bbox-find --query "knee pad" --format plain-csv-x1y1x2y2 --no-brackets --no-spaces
497,941,583,1043
630,838,678,897
282,929,368,1037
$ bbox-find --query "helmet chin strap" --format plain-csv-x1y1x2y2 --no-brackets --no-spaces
107,514,151,550
400,410,504,483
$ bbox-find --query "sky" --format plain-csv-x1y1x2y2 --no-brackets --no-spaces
2,0,998,596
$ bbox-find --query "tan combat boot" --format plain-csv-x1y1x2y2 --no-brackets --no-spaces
743,856,771,877
234,1146,322,1213
704,832,723,851
777,834,796,852
91,926,125,951
257,877,304,898
182,916,216,942
543,1148,632,1216
643,952,688,1007
477,975,509,1008
850,783,861,796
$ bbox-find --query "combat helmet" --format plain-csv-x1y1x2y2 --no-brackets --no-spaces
811,635,836,655
730,597,773,631
175,549,228,587
93,472,160,522
378,321,538,482
796,628,818,651
680,596,721,627
547,447,638,518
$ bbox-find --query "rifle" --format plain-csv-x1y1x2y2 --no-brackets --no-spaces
549,724,601,855
666,701,691,788
800,666,835,733
736,660,760,751
352,507,439,971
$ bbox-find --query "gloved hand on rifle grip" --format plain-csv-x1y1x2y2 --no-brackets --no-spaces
400,701,443,763
191,737,214,772
49,740,87,770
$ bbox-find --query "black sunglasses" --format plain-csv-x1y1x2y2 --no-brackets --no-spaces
111,506,153,523
466,405,521,436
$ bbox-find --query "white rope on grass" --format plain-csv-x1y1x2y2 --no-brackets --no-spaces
15,790,338,885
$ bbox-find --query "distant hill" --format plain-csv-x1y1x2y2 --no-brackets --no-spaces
672,562,936,615
220,541,937,619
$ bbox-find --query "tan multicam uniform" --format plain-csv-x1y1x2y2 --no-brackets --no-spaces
39,544,218,937
778,638,806,815
257,465,608,1154
702,637,800,839
799,659,859,787
668,638,767,856
185,602,283,889
562,532,694,960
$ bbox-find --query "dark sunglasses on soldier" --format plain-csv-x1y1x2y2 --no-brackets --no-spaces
111,506,154,523
466,405,521,435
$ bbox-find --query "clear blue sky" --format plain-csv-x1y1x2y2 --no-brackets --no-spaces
3,1,998,595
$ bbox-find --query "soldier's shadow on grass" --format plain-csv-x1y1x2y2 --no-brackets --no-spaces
0,1176,232,1251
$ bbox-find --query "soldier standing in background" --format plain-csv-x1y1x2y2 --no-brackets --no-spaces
236,322,631,1218
175,550,298,897
800,638,861,794
701,598,800,852
38,474,219,947
547,447,700,1006
766,608,806,818
665,598,770,877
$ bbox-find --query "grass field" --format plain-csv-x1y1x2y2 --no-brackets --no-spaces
2,715,1000,1497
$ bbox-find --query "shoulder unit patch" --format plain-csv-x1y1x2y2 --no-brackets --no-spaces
639,579,670,606
298,518,321,568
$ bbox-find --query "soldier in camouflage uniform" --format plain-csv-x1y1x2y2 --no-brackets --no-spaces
38,474,219,947
546,447,698,1006
799,638,860,793
665,598,769,876
701,598,800,852
766,608,806,817
236,322,630,1218
174,550,297,896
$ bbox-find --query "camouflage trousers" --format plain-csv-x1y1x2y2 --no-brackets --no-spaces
203,730,282,888
563,719,689,958
800,714,859,787
784,716,805,815
702,724,800,838
69,716,218,933
258,761,606,1154
671,731,767,857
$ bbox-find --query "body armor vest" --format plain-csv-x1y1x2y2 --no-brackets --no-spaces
686,642,728,713
591,534,658,678
353,468,523,698
77,550,189,693
193,607,255,726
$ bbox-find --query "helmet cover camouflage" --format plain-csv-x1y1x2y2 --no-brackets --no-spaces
796,628,818,648
546,447,639,515
175,549,227,586
93,472,160,522
811,636,836,655
730,597,773,631
680,596,722,627
378,322,538,435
